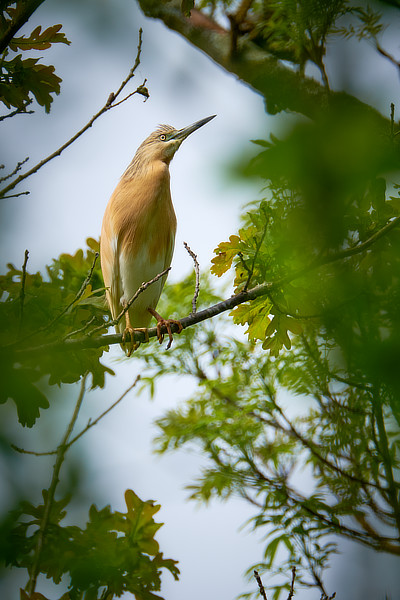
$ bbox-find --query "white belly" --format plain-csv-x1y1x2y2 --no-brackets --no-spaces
119,246,168,328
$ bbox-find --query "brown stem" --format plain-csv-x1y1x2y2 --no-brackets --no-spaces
25,373,88,597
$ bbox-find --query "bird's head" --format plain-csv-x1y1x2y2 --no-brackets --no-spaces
131,115,216,171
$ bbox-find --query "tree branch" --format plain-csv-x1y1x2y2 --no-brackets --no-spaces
137,0,389,125
0,29,147,199
15,214,400,356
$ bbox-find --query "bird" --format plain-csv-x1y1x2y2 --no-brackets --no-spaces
100,114,216,355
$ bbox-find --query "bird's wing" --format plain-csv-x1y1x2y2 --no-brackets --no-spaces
100,202,123,333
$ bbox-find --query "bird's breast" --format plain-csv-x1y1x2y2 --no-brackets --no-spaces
111,163,177,264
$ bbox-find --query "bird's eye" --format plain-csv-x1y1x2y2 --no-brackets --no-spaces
160,134,166,141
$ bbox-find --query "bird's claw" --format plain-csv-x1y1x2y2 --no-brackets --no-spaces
156,318,183,349
122,327,149,357
122,326,137,357
148,307,182,349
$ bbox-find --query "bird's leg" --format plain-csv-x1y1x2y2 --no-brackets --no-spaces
147,307,183,350
121,304,149,357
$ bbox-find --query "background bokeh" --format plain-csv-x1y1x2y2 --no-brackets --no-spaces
1,1,400,598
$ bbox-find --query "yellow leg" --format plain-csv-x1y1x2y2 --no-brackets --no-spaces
122,307,149,357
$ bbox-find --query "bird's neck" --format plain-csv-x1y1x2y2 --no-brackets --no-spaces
123,155,171,180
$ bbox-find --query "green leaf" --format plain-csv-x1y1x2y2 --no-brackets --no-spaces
9,24,71,52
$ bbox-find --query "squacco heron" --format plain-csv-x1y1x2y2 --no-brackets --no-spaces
101,115,216,354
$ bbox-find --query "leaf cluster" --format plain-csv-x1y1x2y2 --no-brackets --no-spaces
0,238,111,427
3,489,179,600
213,107,400,368
0,4,70,113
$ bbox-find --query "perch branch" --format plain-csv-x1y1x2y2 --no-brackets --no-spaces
14,213,400,355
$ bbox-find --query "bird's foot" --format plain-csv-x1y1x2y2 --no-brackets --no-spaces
147,308,183,350
122,327,149,357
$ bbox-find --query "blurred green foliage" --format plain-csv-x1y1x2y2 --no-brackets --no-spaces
0,238,111,428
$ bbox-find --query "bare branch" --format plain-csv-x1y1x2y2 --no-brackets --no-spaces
0,29,147,199
376,43,400,71
1,190,30,199
254,570,268,600
0,157,29,184
183,241,200,314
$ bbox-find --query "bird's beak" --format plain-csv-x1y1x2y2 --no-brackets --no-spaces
172,115,216,142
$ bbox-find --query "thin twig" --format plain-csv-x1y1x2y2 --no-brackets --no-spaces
25,373,88,597
0,29,146,199
376,43,400,70
1,190,30,199
287,566,296,600
254,570,268,600
0,104,34,121
0,156,29,183
68,375,140,447
62,315,98,341
183,241,200,315
11,376,140,457
110,81,149,108
18,249,29,335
